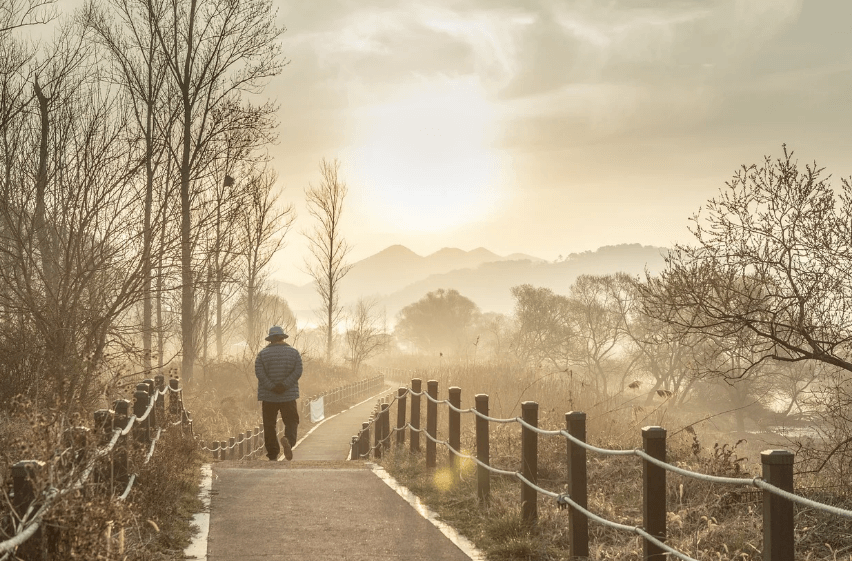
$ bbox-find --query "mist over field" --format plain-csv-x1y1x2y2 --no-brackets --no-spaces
1,0,851,558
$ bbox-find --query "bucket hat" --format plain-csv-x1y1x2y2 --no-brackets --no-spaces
265,325,289,341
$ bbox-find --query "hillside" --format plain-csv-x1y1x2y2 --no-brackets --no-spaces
272,243,667,321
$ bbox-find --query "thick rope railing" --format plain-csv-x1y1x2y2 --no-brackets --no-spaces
0,377,190,557
354,377,852,561
403,384,852,519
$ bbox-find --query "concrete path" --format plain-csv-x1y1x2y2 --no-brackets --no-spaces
203,391,478,561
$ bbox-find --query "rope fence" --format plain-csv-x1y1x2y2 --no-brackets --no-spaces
0,375,194,559
350,377,852,561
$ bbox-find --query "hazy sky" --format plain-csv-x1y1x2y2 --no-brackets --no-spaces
53,1,852,284
264,0,851,283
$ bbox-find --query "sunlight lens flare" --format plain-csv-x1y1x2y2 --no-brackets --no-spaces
351,79,502,232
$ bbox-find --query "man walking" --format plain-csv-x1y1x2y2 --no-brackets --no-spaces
255,325,302,460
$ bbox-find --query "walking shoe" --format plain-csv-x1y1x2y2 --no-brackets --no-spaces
280,436,293,460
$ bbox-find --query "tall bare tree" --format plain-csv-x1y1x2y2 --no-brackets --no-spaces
82,0,176,373
304,158,352,361
148,0,286,382
238,167,294,355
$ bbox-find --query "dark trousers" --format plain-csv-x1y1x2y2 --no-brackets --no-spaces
262,400,299,460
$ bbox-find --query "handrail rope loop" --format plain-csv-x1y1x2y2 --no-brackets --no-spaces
391,382,852,522
0,385,187,553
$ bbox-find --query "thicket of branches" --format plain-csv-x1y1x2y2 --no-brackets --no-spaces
0,0,293,412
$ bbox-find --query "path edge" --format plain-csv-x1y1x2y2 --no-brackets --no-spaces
369,463,487,561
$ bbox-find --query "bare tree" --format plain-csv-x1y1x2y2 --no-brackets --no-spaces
238,167,294,355
0,27,153,409
82,0,176,373
149,0,286,382
304,158,352,361
640,146,852,379
345,297,388,375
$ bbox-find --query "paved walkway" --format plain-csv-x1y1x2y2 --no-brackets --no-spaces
202,391,479,561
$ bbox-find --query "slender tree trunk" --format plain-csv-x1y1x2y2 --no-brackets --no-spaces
179,0,198,384
142,98,154,372
216,268,223,359
33,78,53,288
327,270,333,361
246,278,255,350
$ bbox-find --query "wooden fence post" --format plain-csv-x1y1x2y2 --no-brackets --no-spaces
168,378,181,415
410,379,422,453
228,437,236,461
373,411,382,459
448,387,461,469
134,384,151,443
426,380,438,469
642,426,667,560
142,378,157,429
112,399,130,489
396,387,407,448
238,432,245,461
359,422,370,459
155,374,166,419
475,394,490,503
213,441,220,460
12,460,44,558
566,411,589,559
762,449,794,561
521,401,538,522
381,403,390,448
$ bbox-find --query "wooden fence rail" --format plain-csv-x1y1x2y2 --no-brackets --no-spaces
2,375,193,560
351,378,852,561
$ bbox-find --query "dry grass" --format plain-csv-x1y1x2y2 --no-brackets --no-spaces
377,361,852,560
0,395,206,560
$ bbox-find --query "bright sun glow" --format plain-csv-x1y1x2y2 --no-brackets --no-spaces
350,78,503,232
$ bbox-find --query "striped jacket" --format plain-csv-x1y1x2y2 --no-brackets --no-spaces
254,342,302,402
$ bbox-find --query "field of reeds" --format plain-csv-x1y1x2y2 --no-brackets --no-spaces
376,362,852,561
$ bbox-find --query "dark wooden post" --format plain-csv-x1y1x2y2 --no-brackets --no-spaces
762,449,794,561
373,413,382,459
642,426,667,560
566,412,589,559
448,387,461,469
169,378,181,415
410,379,422,452
359,422,370,459
112,399,130,489
155,374,166,418
254,427,262,459
350,436,358,460
238,432,245,460
475,394,490,502
12,460,44,557
134,384,151,443
381,403,391,447
212,441,220,460
396,387,407,447
426,380,438,468
142,378,157,429
228,436,236,461
521,401,538,522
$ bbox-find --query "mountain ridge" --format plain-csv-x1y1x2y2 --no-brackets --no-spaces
272,243,667,320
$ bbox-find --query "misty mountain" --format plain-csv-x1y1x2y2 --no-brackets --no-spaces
272,243,666,321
